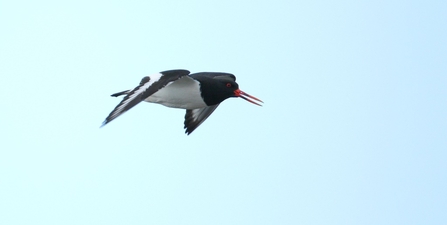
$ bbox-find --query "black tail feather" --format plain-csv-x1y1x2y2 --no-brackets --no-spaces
110,90,130,97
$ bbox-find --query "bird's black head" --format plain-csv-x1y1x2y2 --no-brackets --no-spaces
192,72,263,106
197,74,239,105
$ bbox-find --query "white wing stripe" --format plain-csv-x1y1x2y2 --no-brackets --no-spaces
109,73,163,118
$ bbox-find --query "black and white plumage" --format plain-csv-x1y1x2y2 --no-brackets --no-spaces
101,69,263,135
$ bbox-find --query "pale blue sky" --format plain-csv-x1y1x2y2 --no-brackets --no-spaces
1,0,446,224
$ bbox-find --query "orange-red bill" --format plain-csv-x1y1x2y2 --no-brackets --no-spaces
234,89,263,106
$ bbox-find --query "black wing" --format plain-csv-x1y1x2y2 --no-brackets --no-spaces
101,69,190,127
184,104,220,135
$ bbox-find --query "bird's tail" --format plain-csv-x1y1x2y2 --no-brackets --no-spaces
110,90,130,97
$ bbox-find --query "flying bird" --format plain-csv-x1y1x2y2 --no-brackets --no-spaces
101,69,263,134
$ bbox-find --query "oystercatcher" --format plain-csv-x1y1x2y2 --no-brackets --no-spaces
101,69,263,134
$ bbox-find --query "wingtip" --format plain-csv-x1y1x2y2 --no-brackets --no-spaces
183,126,192,135
100,121,107,128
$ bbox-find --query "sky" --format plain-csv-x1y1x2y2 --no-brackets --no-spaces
1,0,446,224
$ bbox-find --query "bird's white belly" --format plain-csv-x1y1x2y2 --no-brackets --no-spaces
144,76,207,109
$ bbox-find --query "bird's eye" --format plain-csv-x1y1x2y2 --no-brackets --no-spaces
226,83,232,88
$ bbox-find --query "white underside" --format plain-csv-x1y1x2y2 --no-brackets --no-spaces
144,76,207,109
